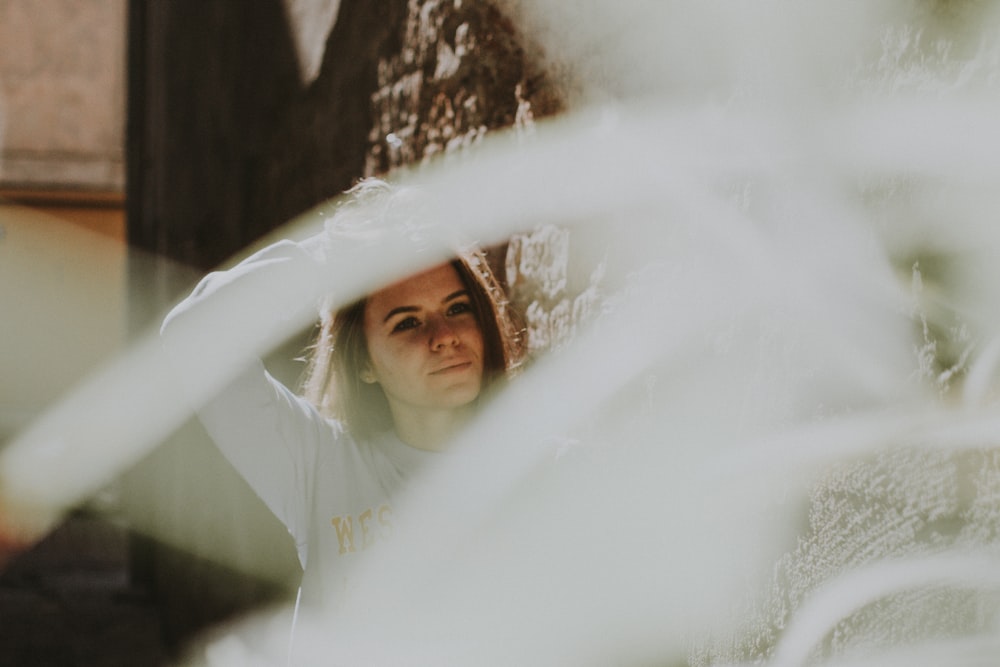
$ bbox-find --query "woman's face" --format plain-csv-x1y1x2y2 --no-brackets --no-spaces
362,263,485,418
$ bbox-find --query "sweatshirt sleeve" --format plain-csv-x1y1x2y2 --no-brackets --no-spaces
160,239,332,557
198,361,327,561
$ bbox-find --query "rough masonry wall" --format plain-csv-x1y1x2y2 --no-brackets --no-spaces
365,0,562,174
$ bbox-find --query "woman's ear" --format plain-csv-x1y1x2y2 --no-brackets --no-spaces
360,366,377,384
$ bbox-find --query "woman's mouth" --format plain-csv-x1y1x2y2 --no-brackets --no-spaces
430,361,473,375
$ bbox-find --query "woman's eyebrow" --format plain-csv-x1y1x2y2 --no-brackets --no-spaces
442,289,469,303
383,305,419,323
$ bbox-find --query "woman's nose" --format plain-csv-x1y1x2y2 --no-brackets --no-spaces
429,318,459,349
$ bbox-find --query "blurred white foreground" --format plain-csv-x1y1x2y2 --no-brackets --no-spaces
5,2,1000,665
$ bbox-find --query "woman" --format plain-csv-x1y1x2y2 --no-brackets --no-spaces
161,179,521,605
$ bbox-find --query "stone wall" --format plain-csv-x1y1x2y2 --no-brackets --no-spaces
366,0,562,174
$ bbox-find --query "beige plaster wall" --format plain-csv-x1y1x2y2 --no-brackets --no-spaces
0,0,126,191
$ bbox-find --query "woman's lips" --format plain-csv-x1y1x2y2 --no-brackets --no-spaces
430,360,473,375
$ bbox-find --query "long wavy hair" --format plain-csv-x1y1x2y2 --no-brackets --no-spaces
300,179,522,440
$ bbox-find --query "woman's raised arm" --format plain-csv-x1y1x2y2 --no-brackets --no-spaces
159,238,332,561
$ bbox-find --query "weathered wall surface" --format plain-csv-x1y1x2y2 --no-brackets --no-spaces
0,0,125,191
365,0,562,174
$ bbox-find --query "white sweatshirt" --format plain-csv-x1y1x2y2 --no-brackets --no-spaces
161,240,439,603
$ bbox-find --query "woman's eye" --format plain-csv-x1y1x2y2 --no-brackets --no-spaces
447,301,473,316
392,316,420,333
